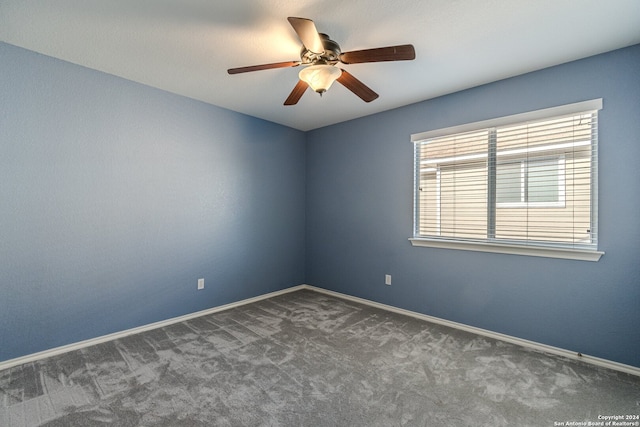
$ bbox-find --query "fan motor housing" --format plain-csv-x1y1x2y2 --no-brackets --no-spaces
301,33,341,65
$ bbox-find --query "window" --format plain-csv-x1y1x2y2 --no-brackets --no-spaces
496,156,565,208
410,100,603,261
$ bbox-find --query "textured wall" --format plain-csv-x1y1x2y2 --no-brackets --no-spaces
305,44,640,368
0,42,306,361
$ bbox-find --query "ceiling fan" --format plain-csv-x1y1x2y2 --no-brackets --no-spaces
227,17,416,105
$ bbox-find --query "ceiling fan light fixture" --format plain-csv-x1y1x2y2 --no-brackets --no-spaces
228,17,415,105
298,64,342,94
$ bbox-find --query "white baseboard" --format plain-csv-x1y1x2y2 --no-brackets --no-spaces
0,285,306,371
2,283,638,377
303,285,640,377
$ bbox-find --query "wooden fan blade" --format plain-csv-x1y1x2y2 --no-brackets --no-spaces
287,17,325,54
336,69,379,103
284,80,309,106
228,61,300,75
339,44,415,64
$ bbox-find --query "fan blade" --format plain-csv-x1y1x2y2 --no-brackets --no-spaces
228,61,300,75
284,80,308,106
287,17,325,54
339,44,415,64
336,69,379,103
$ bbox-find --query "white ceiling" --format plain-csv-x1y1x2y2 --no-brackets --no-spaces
2,0,639,131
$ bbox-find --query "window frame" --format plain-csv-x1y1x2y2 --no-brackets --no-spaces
409,99,604,262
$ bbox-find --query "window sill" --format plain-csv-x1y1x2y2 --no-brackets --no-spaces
408,238,604,262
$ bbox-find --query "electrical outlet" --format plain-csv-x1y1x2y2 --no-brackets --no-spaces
385,274,392,286
197,278,204,290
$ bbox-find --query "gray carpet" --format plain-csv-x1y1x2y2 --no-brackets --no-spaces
1,289,639,426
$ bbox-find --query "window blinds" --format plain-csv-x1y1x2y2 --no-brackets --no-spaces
413,101,600,250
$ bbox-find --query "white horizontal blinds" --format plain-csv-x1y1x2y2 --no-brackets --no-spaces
415,108,598,249
494,112,596,246
418,130,488,239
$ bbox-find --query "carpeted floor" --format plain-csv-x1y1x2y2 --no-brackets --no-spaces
1,289,639,426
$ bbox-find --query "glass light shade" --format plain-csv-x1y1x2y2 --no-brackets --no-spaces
298,65,342,93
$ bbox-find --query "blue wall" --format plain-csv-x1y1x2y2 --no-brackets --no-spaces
2,40,639,368
0,42,306,361
306,44,640,368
